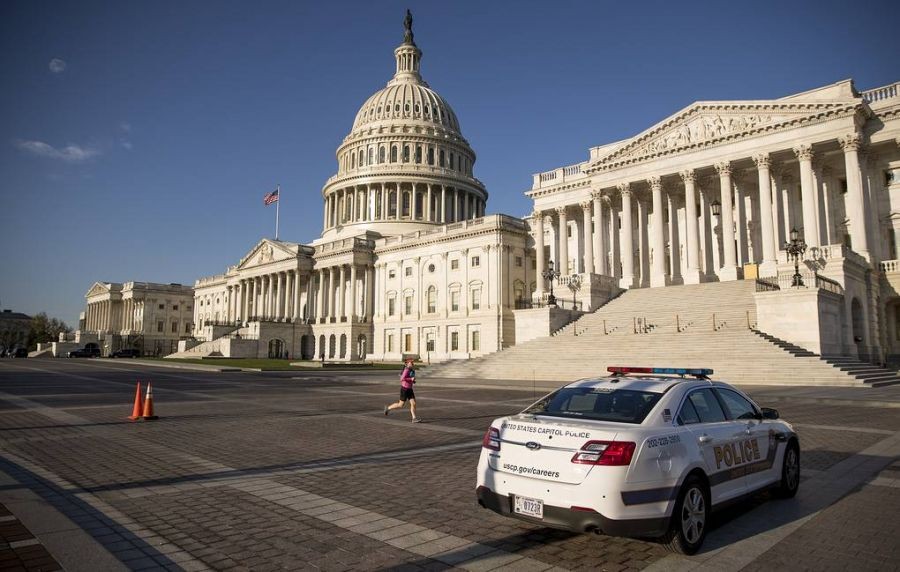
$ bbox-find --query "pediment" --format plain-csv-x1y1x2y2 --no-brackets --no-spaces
592,99,860,168
85,282,111,298
237,239,298,270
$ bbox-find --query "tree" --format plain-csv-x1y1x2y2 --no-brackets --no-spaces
27,313,72,350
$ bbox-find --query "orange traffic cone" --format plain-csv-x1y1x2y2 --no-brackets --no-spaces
141,382,159,421
128,382,144,421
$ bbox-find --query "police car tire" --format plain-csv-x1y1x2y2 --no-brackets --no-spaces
775,441,800,499
661,475,709,555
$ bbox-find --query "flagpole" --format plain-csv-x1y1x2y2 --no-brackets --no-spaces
275,184,280,240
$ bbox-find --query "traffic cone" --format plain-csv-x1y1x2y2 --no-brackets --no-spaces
128,382,144,421
141,382,158,421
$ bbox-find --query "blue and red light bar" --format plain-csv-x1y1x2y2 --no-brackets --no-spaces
607,366,713,376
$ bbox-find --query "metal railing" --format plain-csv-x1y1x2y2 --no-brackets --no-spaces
756,272,844,295
514,299,583,311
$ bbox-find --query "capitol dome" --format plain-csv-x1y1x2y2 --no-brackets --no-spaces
320,11,488,241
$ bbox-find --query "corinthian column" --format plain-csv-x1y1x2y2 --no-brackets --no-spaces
649,176,667,287
556,206,569,275
618,183,636,289
794,144,820,247
592,190,607,275
840,133,869,259
753,154,778,275
581,201,594,275
715,162,739,281
680,170,702,284
532,211,545,296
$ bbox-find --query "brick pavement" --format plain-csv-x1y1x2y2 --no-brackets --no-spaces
0,502,62,572
0,359,898,571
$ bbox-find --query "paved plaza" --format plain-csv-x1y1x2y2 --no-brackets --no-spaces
0,359,898,571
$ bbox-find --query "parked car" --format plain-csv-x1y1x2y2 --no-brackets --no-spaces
111,349,140,358
12,347,28,358
68,347,101,358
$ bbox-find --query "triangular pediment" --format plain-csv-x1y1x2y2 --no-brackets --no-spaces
85,282,112,298
237,239,299,270
591,97,860,168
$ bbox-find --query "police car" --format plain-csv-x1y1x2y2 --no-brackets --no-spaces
476,367,799,554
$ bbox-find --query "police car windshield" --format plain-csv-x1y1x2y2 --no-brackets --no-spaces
523,387,662,424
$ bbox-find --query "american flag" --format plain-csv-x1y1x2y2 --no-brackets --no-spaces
263,188,279,205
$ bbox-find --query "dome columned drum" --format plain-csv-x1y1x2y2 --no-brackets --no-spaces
320,13,488,241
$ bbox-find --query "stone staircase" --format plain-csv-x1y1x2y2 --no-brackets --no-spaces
427,281,900,387
165,325,257,359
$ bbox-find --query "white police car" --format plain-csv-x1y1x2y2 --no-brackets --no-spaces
476,367,799,554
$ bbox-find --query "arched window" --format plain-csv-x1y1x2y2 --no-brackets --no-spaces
415,146,422,164
439,149,445,167
402,192,411,217
403,145,410,162
367,148,374,165
390,146,397,163
378,146,385,163
427,286,437,314
428,147,435,165
449,152,454,170
358,149,364,166
351,153,355,169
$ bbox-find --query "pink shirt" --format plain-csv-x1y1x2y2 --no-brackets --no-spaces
400,366,416,389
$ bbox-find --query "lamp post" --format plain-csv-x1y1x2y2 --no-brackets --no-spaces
710,199,722,217
784,228,807,287
567,274,582,334
542,260,561,306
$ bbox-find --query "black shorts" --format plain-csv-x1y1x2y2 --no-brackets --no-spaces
400,387,415,401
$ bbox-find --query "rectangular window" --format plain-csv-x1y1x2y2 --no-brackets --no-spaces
471,256,480,268
158,304,165,310
185,323,192,333
567,225,572,238
532,259,536,270
404,333,412,352
405,296,413,315
389,269,396,279
173,305,178,311
471,289,481,310
171,321,178,333
451,331,459,351
415,146,422,164
515,256,523,267
451,259,459,270
388,298,396,316
405,266,412,277
187,306,192,311
426,335,435,352
451,291,460,312
472,330,480,351
403,145,410,162
157,321,164,333
387,334,394,352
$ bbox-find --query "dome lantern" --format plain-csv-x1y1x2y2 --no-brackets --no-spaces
391,10,423,85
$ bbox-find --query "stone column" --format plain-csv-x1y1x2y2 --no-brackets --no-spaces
733,170,748,266
411,185,418,220
841,133,869,258
618,183,636,288
581,201,594,275
316,270,325,321
556,206,568,275
680,170,702,284
395,183,402,219
649,176,667,287
350,264,358,320
715,162,739,280
533,211,545,296
366,264,375,319
426,185,433,221
667,191,681,282
329,267,337,319
592,190,607,275
461,191,468,220
753,154,778,275
278,272,286,320
454,189,460,222
440,185,447,223
794,144,819,247
338,265,346,320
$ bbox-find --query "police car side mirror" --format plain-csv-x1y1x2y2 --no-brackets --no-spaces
760,407,779,420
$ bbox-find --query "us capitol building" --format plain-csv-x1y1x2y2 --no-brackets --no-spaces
141,15,897,366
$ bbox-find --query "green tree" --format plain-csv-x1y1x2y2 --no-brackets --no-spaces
27,313,72,350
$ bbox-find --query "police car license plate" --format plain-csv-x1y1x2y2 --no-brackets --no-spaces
513,495,543,519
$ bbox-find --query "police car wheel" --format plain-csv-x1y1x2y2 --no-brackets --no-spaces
662,475,709,555
775,441,800,498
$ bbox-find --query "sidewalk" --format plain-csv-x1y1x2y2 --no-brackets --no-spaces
0,502,62,572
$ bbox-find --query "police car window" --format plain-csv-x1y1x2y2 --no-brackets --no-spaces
715,389,758,420
522,387,662,424
677,399,701,425
687,389,727,423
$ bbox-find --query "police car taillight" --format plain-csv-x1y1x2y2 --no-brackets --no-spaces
482,427,501,451
571,441,636,466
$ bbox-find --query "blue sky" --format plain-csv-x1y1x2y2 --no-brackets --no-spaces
1,0,898,326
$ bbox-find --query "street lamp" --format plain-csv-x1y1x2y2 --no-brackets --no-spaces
710,199,722,217
542,260,561,306
784,227,807,287
567,274,582,334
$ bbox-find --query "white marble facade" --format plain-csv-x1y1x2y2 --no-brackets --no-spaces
188,12,900,365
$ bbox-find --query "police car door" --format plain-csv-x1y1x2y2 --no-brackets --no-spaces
680,388,748,504
715,388,776,493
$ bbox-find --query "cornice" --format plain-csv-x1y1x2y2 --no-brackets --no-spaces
524,178,591,200
373,224,528,256
324,171,487,196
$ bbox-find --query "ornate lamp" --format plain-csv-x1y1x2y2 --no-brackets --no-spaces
784,228,807,287
710,199,722,217
567,274,582,333
542,260,561,306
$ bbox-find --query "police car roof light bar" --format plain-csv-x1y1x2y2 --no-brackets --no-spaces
607,366,713,378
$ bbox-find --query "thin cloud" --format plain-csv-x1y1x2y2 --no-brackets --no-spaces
121,140,133,150
119,122,131,133
15,139,101,163
49,58,67,74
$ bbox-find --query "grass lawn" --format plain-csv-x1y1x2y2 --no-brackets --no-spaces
139,358,415,371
